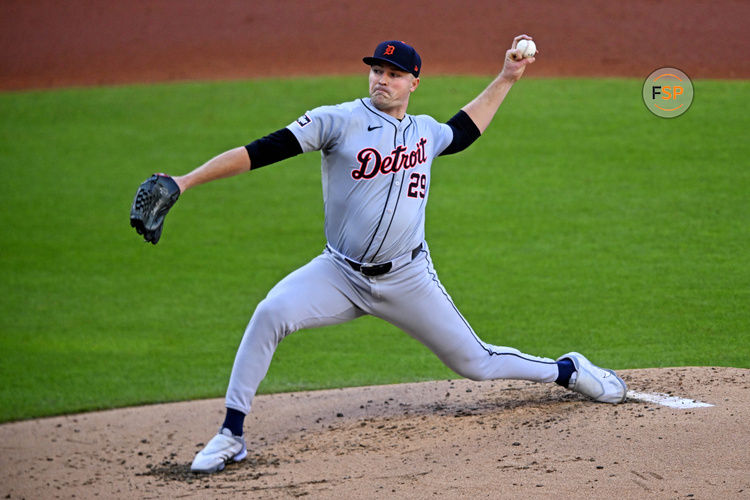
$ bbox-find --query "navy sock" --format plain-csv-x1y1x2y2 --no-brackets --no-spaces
222,408,246,436
555,358,576,387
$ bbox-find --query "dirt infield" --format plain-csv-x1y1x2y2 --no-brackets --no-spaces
1,0,749,90
2,367,748,499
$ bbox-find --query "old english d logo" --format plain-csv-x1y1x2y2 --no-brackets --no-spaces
384,45,395,55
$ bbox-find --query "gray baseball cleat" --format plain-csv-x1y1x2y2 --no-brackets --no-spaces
557,352,627,404
191,427,247,473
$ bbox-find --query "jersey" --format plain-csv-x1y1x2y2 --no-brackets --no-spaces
287,98,454,264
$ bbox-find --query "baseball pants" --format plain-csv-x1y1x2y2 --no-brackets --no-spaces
225,244,559,414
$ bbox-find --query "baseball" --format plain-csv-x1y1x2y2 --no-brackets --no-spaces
516,39,537,58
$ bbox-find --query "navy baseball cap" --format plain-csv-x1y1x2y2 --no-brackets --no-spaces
363,40,421,77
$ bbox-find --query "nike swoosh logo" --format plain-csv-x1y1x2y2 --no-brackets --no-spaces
367,125,383,131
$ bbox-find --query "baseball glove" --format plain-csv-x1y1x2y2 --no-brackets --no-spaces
130,173,181,244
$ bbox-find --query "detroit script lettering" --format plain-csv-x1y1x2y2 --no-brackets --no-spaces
352,138,428,180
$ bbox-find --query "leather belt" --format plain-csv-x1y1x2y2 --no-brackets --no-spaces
342,244,423,277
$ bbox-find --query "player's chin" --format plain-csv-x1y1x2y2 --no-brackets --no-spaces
370,94,389,109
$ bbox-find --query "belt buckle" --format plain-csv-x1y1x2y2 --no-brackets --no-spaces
360,262,392,277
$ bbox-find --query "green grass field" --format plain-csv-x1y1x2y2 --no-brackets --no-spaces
1,76,748,422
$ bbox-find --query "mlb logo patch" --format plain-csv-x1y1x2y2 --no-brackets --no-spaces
296,114,312,127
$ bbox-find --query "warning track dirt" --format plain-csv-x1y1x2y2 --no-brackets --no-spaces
1,0,748,90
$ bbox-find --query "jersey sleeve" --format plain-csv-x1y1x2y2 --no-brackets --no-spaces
245,128,303,170
439,110,481,156
420,115,455,157
286,104,345,154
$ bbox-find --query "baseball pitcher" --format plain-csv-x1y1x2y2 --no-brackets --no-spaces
130,35,627,474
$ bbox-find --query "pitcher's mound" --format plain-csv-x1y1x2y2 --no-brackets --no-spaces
1,367,748,498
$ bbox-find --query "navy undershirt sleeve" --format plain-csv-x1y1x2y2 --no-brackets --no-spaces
245,128,303,170
439,110,482,156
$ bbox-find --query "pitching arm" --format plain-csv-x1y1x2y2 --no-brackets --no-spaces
439,110,481,156
461,35,536,134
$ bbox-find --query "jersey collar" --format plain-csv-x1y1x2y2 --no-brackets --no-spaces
361,98,409,127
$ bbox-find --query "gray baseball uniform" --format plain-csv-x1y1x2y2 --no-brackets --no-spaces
181,38,628,475
225,97,558,414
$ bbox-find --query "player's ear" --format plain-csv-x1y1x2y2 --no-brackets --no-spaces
410,76,420,93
